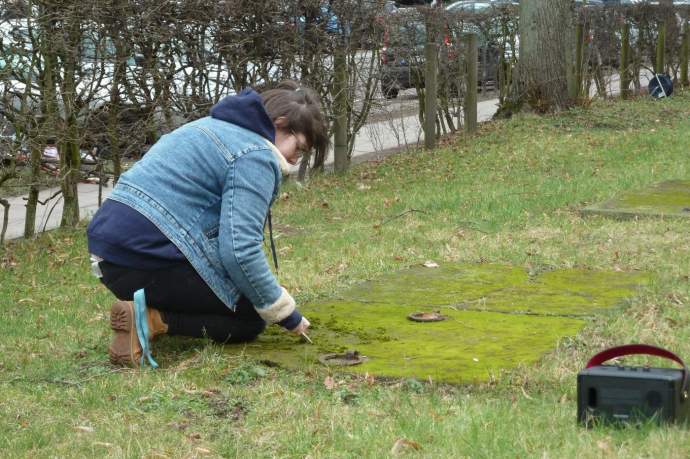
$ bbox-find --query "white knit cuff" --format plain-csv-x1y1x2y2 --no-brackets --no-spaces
255,287,296,323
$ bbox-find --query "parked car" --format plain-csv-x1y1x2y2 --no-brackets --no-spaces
574,0,605,6
380,10,428,98
445,0,518,14
380,2,517,99
446,0,519,84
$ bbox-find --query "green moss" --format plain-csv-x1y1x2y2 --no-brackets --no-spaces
338,263,647,316
343,263,527,307
583,180,690,219
233,264,648,384
486,269,649,316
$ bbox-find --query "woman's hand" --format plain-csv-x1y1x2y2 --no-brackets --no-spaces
289,317,310,335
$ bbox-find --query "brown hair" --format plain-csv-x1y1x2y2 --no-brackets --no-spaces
260,80,330,168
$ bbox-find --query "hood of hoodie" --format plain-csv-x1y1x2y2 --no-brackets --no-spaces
210,89,276,143
210,89,291,176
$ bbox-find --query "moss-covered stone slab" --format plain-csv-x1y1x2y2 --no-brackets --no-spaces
342,264,646,316
243,302,585,383
582,180,690,219
234,264,648,384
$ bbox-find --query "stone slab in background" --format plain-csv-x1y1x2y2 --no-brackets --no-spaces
582,180,690,220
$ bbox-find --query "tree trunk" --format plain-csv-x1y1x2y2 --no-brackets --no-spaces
59,10,82,228
60,116,81,228
25,4,58,238
109,36,127,184
517,0,575,113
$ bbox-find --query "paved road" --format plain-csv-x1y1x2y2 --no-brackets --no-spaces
2,68,654,241
3,182,112,241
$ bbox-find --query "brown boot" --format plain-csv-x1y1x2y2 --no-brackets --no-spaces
109,301,142,367
109,302,168,367
147,308,168,340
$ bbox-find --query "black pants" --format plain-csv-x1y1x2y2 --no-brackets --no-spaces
99,261,266,343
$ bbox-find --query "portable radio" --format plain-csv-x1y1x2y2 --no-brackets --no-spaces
577,344,689,425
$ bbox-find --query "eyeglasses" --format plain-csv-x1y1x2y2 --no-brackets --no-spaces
290,130,311,157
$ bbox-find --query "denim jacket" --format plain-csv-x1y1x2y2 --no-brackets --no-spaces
108,112,296,324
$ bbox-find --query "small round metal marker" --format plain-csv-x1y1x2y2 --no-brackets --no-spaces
318,350,369,366
407,311,448,322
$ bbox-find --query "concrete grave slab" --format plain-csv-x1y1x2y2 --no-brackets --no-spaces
236,264,648,384
582,180,690,220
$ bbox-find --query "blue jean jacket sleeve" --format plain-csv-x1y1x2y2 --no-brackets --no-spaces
219,149,287,319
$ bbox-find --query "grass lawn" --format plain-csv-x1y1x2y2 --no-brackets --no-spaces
2,91,690,458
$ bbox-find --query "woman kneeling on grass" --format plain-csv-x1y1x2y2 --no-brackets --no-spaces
86,81,329,368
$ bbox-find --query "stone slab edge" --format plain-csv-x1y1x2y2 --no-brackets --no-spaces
580,203,690,220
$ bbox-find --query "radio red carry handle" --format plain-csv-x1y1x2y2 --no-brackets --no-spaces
586,344,688,396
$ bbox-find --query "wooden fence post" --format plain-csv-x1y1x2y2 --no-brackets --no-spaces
620,22,631,99
0,198,9,244
332,48,349,174
681,20,689,87
424,41,438,149
24,141,42,238
464,33,478,134
571,22,585,100
656,21,666,74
